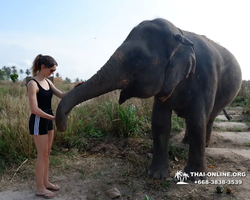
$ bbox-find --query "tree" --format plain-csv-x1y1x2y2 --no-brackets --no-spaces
56,72,60,77
25,69,31,76
10,73,18,82
64,77,71,83
2,66,11,79
0,70,6,80
75,78,80,83
19,69,24,80
11,66,17,74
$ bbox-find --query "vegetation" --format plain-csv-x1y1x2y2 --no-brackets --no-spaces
1,79,250,172
1,79,249,199
0,65,83,83
0,80,186,172
231,80,250,114
10,73,18,83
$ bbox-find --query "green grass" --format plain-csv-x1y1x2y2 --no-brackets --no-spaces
245,143,250,147
230,96,246,107
234,127,242,132
171,113,185,132
169,143,188,161
103,101,147,137
144,195,154,200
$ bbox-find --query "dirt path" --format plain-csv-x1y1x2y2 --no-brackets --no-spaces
0,107,250,200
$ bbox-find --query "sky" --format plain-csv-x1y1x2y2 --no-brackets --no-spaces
0,0,249,81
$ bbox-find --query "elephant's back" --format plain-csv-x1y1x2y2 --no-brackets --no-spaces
183,31,241,78
183,30,242,106
184,31,240,66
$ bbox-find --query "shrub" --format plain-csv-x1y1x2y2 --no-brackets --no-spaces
10,73,18,83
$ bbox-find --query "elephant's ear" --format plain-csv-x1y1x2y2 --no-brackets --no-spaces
173,34,194,48
163,34,196,95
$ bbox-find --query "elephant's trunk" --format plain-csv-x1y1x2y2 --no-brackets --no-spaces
55,58,124,132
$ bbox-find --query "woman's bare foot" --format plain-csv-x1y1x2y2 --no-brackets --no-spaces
36,189,55,199
44,182,60,191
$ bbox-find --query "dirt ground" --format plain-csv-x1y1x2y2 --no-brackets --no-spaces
1,107,250,200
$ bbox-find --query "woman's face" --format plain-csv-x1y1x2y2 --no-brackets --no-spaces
42,64,57,77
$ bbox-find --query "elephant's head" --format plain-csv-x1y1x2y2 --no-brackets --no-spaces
55,18,196,132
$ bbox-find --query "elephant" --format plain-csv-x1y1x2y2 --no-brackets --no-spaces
55,18,242,179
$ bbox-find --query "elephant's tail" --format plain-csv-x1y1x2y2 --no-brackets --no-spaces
223,109,232,121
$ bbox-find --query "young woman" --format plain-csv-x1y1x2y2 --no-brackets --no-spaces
27,54,69,198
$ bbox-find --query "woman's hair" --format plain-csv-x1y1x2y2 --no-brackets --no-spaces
31,54,58,76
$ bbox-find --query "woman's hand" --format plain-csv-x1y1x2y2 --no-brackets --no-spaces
74,81,84,88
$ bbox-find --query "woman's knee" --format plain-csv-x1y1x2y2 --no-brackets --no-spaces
37,150,49,160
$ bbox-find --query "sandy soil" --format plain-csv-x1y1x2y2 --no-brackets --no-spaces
1,107,250,200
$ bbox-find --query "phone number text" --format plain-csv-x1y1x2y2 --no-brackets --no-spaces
194,180,243,185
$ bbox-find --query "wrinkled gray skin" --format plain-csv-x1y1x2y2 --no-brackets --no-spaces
56,18,242,179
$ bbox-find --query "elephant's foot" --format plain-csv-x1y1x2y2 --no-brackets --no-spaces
184,164,208,181
148,161,170,180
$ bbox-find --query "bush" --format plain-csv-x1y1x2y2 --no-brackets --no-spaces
10,73,18,83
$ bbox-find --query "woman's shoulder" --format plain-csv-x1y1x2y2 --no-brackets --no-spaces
27,78,39,88
27,79,39,94
46,78,54,87
27,78,36,85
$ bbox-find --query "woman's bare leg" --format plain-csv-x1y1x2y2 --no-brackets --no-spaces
33,134,54,196
43,130,60,189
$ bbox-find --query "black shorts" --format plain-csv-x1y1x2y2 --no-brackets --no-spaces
29,109,53,135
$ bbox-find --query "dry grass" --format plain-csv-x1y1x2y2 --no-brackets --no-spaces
0,80,186,174
0,82,73,165
0,82,155,169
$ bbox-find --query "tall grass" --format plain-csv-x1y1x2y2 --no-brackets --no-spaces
0,82,32,169
0,81,186,171
0,82,72,169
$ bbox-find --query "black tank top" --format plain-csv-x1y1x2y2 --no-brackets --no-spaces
32,79,53,110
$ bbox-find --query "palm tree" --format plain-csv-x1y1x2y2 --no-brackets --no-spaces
75,77,80,83
65,77,71,83
11,66,17,74
19,69,24,80
25,69,31,76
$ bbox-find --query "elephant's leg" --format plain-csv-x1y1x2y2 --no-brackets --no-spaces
182,128,189,144
184,104,207,175
148,99,172,179
206,118,215,147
